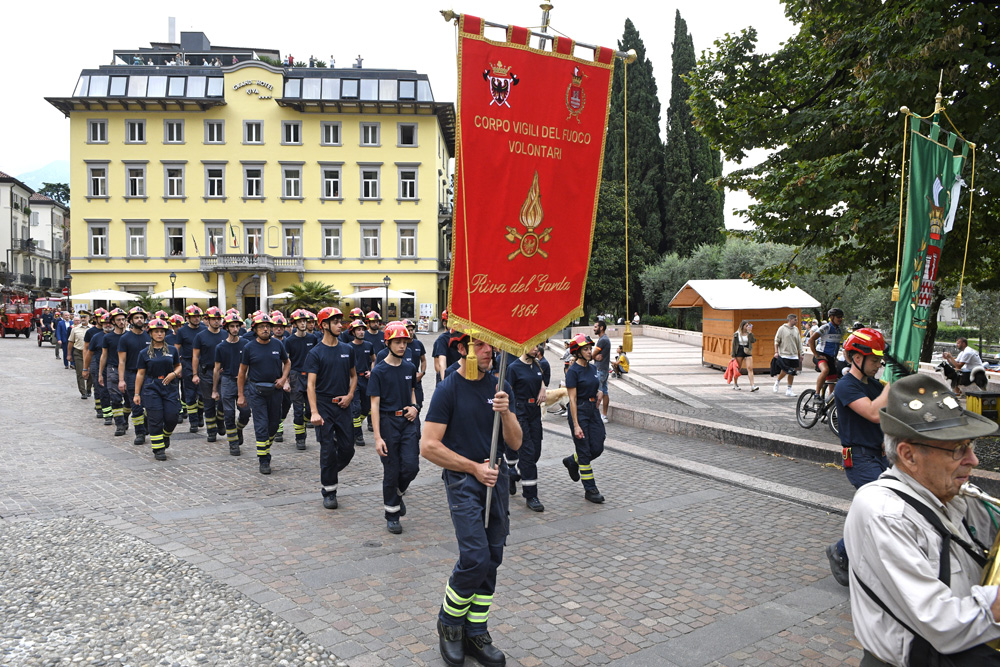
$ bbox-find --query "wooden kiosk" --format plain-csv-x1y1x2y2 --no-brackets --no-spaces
668,279,820,371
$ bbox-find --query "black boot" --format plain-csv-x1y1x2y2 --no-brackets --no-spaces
163,436,171,450
229,443,241,456
355,432,366,447
295,436,306,451
189,421,199,433
114,423,127,437
464,631,505,666
133,434,145,446
585,488,605,504
103,417,113,426
437,620,465,667
563,456,580,482
154,449,167,461
207,431,217,443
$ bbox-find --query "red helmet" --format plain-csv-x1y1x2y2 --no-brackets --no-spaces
128,305,146,319
147,318,169,331
448,329,470,350
568,334,593,355
223,312,243,326
441,309,448,320
349,307,364,318
305,310,317,322
290,309,309,322
185,305,203,318
250,312,272,328
99,312,113,324
270,311,287,326
168,314,185,327
366,311,381,322
204,306,223,318
317,307,343,329
843,328,886,357
153,310,168,320
109,307,127,321
349,318,366,332
94,307,109,318
384,321,411,342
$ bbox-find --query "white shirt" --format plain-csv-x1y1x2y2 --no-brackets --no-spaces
956,347,983,369
844,468,1000,665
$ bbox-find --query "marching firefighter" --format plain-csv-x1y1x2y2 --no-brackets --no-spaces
212,311,251,456
348,318,375,447
237,312,290,475
364,311,386,356
167,313,186,422
306,307,357,510
192,306,227,443
85,310,113,424
175,305,207,431
421,331,521,667
563,334,607,503
369,321,420,534
285,309,319,450
506,344,547,511
117,306,152,445
270,311,293,443
405,319,428,411
133,318,182,461
340,307,365,344
99,308,128,436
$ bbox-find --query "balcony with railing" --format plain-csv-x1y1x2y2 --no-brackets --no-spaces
199,254,305,280
39,277,53,288
17,273,36,287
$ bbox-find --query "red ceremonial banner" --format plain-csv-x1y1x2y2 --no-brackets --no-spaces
448,15,615,352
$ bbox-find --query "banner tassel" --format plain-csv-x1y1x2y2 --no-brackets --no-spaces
466,347,479,381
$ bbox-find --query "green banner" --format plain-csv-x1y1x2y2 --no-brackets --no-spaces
887,117,967,379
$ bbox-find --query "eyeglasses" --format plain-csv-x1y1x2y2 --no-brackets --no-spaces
910,440,976,461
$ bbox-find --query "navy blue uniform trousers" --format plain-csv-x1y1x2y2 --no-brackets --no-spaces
317,398,355,498
246,381,283,463
142,379,180,452
569,400,605,491
515,403,543,499
378,411,420,519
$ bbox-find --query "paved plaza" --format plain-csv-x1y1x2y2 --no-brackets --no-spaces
1,334,865,666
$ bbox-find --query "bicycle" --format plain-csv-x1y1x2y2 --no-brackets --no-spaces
796,375,840,437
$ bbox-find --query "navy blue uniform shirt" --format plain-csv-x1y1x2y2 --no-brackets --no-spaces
507,358,544,415
350,339,375,378
376,345,416,367
215,338,248,380
175,323,206,359
194,329,227,369
538,356,551,386
364,329,386,356
119,330,153,371
84,325,100,344
424,371,514,462
89,330,106,356
834,373,884,448
241,338,288,384
304,342,355,397
137,345,180,383
284,333,319,373
102,330,124,368
368,360,418,412
565,362,600,401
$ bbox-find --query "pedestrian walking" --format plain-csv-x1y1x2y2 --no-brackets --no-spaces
55,310,72,368
731,320,759,391
772,313,803,397
564,333,607,503
368,321,419,533
85,310,113,423
133,318,182,461
592,319,612,423
192,307,227,443
99,308,129,436
175,306,207,431
306,307,357,509
238,312,291,475
421,331,521,667
507,344,547,511
285,309,319,449
118,307,152,445
212,311,250,456
347,318,375,447
68,314,91,398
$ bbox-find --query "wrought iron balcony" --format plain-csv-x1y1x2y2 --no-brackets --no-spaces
199,254,305,281
17,273,36,286
39,277,53,288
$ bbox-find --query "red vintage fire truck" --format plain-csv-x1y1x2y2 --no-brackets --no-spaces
1,288,33,338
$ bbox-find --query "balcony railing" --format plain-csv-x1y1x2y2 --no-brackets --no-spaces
39,277,53,288
58,279,69,289
17,273,36,286
199,253,305,273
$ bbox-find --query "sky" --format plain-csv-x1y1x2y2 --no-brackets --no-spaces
0,0,795,228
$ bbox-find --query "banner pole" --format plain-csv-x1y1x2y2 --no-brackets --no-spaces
483,350,510,528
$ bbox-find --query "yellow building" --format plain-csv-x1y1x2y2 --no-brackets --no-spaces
47,32,454,321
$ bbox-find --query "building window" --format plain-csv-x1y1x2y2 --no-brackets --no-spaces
206,226,225,255
361,167,380,200
398,226,416,258
88,165,108,198
244,121,263,144
322,167,342,199
127,225,146,258
89,224,108,257
322,225,342,258
164,120,184,144
398,123,417,146
125,120,146,144
243,166,263,199
398,168,417,200
205,165,225,198
164,164,185,198
321,122,341,146
125,165,146,198
342,79,359,99
361,227,380,258
166,225,185,256
88,120,107,144
205,120,225,144
283,227,303,257
282,121,302,145
282,167,302,198
245,226,263,255
360,123,380,146
399,80,417,100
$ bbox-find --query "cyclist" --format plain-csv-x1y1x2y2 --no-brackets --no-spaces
825,327,890,586
808,308,845,405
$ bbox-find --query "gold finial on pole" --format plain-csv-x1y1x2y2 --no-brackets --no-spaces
934,69,944,114
538,3,553,49
440,9,457,22
625,48,637,64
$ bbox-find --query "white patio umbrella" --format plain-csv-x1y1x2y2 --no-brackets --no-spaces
265,292,295,302
67,289,141,302
150,286,216,300
340,287,411,300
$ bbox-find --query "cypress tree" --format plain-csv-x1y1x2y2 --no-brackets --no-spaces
663,10,724,256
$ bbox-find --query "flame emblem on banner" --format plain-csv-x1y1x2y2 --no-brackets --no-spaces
506,171,553,260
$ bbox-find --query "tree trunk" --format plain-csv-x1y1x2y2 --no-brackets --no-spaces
919,290,946,363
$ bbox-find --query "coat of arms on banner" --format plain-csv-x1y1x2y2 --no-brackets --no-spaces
565,66,587,121
483,61,518,107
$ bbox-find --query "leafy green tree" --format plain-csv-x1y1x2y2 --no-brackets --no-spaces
663,11,724,256
285,281,339,313
38,182,70,206
961,285,1000,351
687,0,1000,354
135,294,164,314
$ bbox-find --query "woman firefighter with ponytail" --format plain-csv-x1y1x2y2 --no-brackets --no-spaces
133,318,182,461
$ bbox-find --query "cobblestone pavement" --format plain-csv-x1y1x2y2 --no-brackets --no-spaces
1,336,863,666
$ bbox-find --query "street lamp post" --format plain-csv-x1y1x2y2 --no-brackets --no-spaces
382,275,390,320
169,272,177,314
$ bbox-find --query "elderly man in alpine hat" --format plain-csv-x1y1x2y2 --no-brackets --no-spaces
844,373,1000,666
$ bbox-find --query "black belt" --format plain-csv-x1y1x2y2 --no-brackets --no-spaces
382,409,407,416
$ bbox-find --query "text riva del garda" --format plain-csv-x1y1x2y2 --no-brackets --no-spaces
473,116,593,161
471,273,571,318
